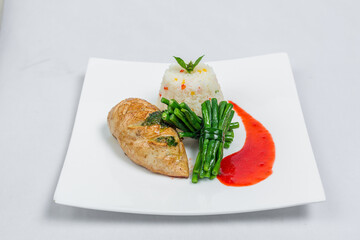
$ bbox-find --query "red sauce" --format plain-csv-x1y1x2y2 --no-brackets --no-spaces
217,101,275,187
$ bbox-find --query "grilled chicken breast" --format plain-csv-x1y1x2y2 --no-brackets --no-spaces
107,98,189,178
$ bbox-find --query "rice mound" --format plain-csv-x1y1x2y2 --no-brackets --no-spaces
157,63,224,116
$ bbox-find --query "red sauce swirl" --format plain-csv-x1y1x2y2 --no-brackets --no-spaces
217,101,276,187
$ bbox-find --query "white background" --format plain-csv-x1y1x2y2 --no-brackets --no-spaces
0,0,359,239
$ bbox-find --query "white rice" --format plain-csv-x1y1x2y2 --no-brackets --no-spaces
157,63,224,116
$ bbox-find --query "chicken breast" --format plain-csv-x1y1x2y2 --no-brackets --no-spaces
107,98,189,178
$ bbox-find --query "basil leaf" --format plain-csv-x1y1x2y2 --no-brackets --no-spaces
173,55,205,73
193,55,205,69
173,56,187,69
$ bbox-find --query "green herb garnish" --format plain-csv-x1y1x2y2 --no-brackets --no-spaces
142,111,169,128
155,136,178,147
173,55,205,73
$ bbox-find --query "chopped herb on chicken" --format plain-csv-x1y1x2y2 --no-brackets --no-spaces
142,111,169,128
155,136,178,147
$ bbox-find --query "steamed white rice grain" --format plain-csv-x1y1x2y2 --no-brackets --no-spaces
157,63,224,116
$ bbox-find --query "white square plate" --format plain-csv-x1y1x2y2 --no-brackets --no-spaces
54,53,325,215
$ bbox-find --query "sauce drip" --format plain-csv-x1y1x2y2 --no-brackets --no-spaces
217,101,275,187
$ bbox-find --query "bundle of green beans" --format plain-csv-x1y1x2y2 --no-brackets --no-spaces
160,97,239,183
192,99,237,182
160,98,238,148
161,98,202,135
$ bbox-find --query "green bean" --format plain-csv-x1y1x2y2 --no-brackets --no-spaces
225,136,234,142
178,132,198,138
205,100,212,125
211,109,234,176
201,101,211,128
218,101,227,119
202,99,214,174
219,103,233,130
209,174,217,180
211,98,219,128
204,170,211,178
203,99,221,174
193,139,203,174
222,111,235,144
224,111,235,132
168,105,174,114
169,99,181,109
162,111,170,121
204,140,216,171
229,122,240,130
199,168,205,179
209,140,220,169
192,173,199,183
199,138,209,178
161,111,173,127
212,142,224,176
174,108,195,132
181,109,201,130
169,114,190,132
226,129,234,137
180,102,202,123
161,97,170,105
